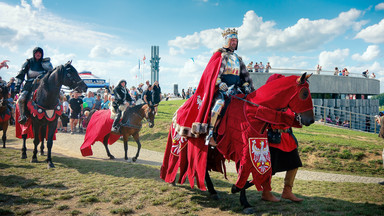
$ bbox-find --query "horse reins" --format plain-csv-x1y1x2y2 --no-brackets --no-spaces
233,95,303,126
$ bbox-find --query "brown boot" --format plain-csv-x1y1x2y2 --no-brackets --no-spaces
281,168,303,202
261,190,280,202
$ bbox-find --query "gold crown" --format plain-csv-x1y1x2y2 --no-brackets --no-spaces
222,28,238,38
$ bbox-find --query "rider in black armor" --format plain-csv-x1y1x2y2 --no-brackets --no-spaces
15,47,53,124
111,80,133,133
205,28,254,146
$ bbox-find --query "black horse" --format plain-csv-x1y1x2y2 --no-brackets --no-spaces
20,61,87,168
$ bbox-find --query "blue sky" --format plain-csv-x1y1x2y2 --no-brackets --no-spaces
0,0,384,93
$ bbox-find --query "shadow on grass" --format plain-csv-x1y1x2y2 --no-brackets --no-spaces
54,155,164,182
184,184,384,215
0,174,68,190
0,162,35,170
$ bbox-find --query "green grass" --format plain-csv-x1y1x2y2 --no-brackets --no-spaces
1,99,384,215
0,148,383,215
137,100,384,177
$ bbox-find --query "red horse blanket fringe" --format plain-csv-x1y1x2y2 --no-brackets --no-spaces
15,103,59,140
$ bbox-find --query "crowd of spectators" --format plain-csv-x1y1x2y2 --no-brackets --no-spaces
0,76,162,134
246,61,271,73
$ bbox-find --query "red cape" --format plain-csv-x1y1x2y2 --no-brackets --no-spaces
80,109,121,156
161,51,222,190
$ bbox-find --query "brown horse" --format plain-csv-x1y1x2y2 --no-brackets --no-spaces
0,85,10,148
85,103,156,162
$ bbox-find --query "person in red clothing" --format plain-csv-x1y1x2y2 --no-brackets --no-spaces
264,74,304,202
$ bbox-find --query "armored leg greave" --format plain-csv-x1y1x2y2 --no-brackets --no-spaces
205,97,225,145
111,111,122,133
17,91,30,124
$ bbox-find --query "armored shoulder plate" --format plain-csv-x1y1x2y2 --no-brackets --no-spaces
42,57,53,71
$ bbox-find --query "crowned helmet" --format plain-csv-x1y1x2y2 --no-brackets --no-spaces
222,28,238,50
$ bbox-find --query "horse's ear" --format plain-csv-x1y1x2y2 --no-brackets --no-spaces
297,72,309,84
66,60,72,65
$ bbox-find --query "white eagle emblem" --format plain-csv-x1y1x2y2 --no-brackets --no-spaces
249,138,271,174
171,129,188,156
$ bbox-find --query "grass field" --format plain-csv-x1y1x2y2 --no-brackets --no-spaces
1,99,383,215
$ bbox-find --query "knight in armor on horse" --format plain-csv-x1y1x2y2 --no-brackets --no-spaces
15,47,53,124
111,79,133,133
205,28,254,145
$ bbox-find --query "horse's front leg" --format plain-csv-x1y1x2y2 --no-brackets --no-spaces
232,181,254,214
40,125,46,156
31,125,41,163
21,134,27,159
2,126,6,148
131,132,141,162
205,169,219,200
45,121,57,169
103,134,115,159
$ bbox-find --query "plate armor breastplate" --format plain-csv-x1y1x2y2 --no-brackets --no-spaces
223,52,240,76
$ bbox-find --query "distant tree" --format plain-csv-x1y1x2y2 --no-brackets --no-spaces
372,93,384,106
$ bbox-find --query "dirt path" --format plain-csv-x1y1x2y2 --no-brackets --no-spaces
4,125,384,184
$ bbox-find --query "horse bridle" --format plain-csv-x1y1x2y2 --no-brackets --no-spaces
64,65,83,89
233,95,304,126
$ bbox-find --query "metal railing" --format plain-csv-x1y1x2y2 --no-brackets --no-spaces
313,105,381,133
247,67,376,79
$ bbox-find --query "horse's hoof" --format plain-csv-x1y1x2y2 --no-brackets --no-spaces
132,157,137,162
21,154,27,159
124,157,129,160
31,158,38,163
210,193,220,200
109,155,115,160
243,207,255,215
231,184,240,194
2,146,5,148
47,163,55,169
39,151,44,156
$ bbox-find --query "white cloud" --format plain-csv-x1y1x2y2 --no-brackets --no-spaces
352,45,380,61
89,45,132,58
32,0,44,10
318,49,350,70
375,3,384,10
0,1,121,51
168,9,363,53
355,19,384,43
89,45,111,58
168,28,222,55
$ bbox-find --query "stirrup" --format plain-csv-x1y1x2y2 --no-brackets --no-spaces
111,126,120,133
205,130,217,146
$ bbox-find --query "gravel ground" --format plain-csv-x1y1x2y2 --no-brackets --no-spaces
4,125,384,184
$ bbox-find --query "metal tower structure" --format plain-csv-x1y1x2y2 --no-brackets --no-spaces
150,46,160,84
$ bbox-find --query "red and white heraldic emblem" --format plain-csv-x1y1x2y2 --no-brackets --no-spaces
171,130,188,156
248,138,271,175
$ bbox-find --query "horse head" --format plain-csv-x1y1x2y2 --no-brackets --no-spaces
62,61,88,93
144,104,156,128
247,72,315,126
